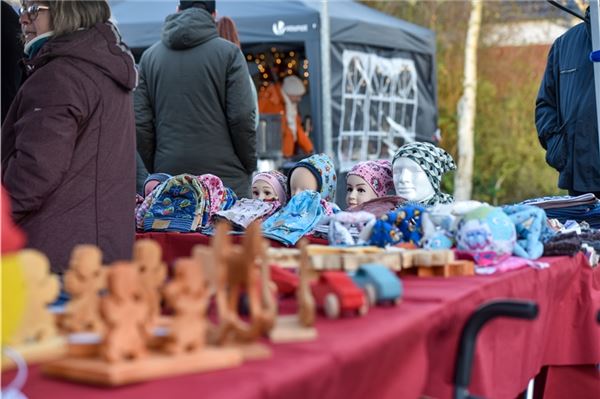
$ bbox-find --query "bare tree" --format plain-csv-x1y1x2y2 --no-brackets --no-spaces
454,0,482,201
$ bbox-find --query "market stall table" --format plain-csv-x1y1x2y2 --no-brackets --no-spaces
3,254,598,399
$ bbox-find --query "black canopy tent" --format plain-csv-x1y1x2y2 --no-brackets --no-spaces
110,0,437,170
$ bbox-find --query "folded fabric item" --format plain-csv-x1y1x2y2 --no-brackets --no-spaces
136,179,170,231
214,198,280,230
521,193,598,209
422,231,454,249
368,204,426,247
327,211,376,246
196,174,226,219
475,256,550,275
502,204,548,259
220,186,238,211
455,205,516,266
322,200,341,216
543,203,600,229
421,200,485,249
143,174,207,232
542,231,582,256
455,250,511,267
262,190,324,246
349,195,406,218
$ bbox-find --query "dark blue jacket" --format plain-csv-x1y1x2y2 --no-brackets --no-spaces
535,7,599,192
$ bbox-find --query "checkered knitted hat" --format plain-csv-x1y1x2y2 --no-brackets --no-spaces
392,142,456,205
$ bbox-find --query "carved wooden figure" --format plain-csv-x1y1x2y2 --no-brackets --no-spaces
297,239,316,327
213,221,276,345
162,258,209,354
133,239,167,327
62,245,106,333
100,262,149,363
12,250,60,344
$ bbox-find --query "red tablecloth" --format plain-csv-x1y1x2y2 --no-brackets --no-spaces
3,254,599,399
407,254,600,398
541,365,600,399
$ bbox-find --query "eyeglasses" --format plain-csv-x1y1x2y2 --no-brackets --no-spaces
18,4,49,21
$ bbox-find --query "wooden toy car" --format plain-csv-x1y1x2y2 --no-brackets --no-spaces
351,264,403,306
311,271,368,319
269,265,299,297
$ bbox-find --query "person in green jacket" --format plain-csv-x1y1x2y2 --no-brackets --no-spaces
135,0,257,198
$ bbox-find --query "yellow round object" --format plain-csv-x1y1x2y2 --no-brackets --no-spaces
1,254,27,345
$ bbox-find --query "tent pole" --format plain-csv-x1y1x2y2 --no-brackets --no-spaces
320,0,333,158
591,0,600,157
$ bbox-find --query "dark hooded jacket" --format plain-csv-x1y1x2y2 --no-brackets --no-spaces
535,7,599,192
1,22,137,274
135,8,256,198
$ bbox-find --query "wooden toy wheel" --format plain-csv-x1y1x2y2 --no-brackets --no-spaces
324,293,340,319
364,283,377,306
357,300,369,316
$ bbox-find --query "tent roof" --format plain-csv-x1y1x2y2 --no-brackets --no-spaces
109,0,434,54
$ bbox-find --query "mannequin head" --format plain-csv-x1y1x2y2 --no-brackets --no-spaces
346,175,378,208
392,142,457,205
346,159,393,208
287,153,337,202
143,173,172,197
252,179,277,201
282,75,306,104
392,157,435,203
251,170,288,204
289,167,318,196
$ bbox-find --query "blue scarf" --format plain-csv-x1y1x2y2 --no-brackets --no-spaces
24,32,54,59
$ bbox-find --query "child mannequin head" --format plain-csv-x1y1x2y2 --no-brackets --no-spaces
287,153,337,202
252,171,288,204
143,173,172,197
289,167,318,196
392,142,456,205
346,160,393,208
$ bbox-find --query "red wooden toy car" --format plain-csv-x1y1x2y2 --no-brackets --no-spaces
311,271,368,319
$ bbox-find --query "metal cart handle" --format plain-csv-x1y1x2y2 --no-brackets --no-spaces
454,299,539,399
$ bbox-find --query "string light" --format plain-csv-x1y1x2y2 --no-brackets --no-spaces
246,47,309,88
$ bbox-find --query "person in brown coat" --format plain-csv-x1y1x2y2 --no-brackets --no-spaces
1,1,138,274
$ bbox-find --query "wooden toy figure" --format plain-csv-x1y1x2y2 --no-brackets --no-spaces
213,221,276,345
12,250,60,344
100,262,149,363
62,245,106,333
133,239,167,327
162,258,209,354
297,239,316,327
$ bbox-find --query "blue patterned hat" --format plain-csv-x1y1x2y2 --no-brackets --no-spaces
287,153,337,202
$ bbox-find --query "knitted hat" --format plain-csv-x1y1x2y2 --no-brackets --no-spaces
392,142,456,205
196,174,225,218
456,205,516,265
282,75,306,97
287,153,337,202
221,186,238,211
252,170,288,205
347,160,394,198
